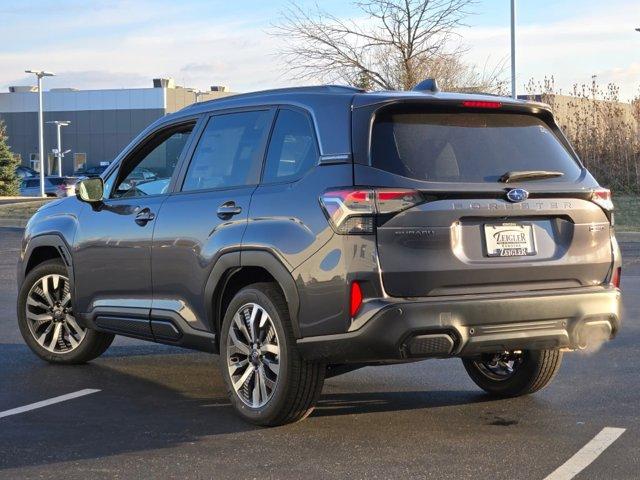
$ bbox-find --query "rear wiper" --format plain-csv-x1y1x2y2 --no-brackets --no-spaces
498,170,564,183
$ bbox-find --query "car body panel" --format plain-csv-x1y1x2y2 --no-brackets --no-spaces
151,186,255,331
72,195,168,314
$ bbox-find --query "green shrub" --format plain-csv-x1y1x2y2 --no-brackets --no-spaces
0,121,20,196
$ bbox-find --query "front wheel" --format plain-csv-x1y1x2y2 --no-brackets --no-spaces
220,282,325,426
17,259,114,364
462,349,563,397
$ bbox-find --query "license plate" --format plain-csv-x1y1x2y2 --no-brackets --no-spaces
484,223,536,257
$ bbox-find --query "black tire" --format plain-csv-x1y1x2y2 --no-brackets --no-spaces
462,349,563,397
17,259,114,364
220,282,325,426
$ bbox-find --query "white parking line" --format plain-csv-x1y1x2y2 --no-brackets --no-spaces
0,389,100,419
544,427,626,480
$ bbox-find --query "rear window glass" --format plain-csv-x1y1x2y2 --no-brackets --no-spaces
371,112,582,183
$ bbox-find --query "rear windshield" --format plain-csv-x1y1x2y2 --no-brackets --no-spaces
371,112,582,183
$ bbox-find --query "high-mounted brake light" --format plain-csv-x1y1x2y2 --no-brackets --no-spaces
461,100,502,109
320,188,422,234
591,188,614,211
350,281,363,317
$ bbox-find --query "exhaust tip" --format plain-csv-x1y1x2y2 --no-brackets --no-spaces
405,333,455,357
576,320,613,351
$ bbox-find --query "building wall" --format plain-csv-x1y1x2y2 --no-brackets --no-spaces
0,85,236,175
165,88,235,113
0,87,167,175
0,108,165,175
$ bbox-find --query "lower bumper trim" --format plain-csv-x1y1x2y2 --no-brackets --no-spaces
297,287,621,363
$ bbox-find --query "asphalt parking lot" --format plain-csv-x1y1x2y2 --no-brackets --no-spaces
1,227,639,479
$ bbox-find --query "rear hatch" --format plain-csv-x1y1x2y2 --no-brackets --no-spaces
352,97,614,297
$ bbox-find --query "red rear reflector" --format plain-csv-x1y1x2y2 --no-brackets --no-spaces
611,266,621,288
461,100,502,109
350,281,363,317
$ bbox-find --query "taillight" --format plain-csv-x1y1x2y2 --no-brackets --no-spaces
591,188,613,211
320,188,422,234
611,266,621,288
350,281,363,317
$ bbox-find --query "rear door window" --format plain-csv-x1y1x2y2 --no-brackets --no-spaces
182,110,272,191
371,112,582,183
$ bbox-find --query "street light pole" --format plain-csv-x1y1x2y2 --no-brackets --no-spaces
510,0,517,99
25,69,55,197
46,121,70,177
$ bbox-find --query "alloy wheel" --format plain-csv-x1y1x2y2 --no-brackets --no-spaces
227,302,280,408
25,274,86,354
473,351,525,381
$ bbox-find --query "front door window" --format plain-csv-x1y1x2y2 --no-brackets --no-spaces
111,125,194,199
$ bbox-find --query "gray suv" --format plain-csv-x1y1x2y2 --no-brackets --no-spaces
16,83,622,426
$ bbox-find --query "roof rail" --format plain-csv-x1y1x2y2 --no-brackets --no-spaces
413,79,440,93
181,84,364,111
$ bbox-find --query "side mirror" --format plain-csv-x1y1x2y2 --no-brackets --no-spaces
76,177,104,203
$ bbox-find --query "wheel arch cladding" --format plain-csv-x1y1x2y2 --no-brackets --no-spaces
205,250,301,340
21,234,73,284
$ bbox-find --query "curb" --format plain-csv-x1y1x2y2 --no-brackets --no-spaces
0,197,54,206
617,232,640,243
0,218,29,228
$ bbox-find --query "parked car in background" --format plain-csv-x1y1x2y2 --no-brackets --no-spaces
15,166,38,179
117,167,159,192
129,167,158,182
74,165,109,178
20,177,79,197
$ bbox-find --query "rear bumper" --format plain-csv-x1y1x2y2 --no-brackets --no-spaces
297,286,621,363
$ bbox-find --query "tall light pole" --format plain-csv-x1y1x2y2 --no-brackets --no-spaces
188,89,204,103
25,69,55,197
510,0,517,99
46,120,70,177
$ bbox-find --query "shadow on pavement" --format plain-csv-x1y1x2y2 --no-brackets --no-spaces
314,390,493,417
1,342,499,471
0,343,255,470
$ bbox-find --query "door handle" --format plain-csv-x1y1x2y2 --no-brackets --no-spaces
217,201,242,219
135,208,156,226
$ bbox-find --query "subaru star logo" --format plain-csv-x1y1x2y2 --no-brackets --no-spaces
506,188,529,203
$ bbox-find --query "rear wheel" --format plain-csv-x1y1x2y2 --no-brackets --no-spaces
17,259,114,364
220,282,325,426
462,349,563,397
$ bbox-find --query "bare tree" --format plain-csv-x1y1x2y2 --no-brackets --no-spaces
272,0,504,92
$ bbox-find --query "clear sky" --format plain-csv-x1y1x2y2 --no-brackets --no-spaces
1,0,638,99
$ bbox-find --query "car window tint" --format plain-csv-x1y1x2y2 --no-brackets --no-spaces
263,109,318,183
371,112,582,183
182,110,271,192
111,125,193,199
